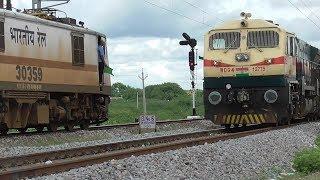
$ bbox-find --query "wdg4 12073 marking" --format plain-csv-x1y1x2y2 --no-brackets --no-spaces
220,66,266,73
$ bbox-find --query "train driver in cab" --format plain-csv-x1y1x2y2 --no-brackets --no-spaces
97,36,106,85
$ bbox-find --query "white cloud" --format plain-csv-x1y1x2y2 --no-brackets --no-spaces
9,0,320,90
111,59,203,90
108,37,190,63
109,37,203,89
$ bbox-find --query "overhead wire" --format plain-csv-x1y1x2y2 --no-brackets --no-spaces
299,0,320,22
179,0,223,39
143,0,211,27
181,0,224,23
287,0,320,31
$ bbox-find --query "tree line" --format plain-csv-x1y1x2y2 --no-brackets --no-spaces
112,82,201,101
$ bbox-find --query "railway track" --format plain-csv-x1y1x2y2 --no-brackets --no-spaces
0,127,223,169
0,124,292,179
1,118,204,137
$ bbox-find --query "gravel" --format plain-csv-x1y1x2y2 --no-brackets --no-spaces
34,122,320,180
0,120,215,158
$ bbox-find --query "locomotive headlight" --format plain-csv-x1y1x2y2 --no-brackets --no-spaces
264,89,278,104
243,54,249,61
235,53,250,62
208,91,222,105
266,59,272,64
226,84,232,90
236,54,242,61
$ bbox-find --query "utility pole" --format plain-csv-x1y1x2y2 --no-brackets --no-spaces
139,69,148,115
179,33,197,116
136,91,139,109
6,0,11,10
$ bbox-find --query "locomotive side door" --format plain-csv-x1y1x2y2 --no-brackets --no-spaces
99,36,111,88
286,34,298,80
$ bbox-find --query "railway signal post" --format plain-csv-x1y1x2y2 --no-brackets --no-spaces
179,33,197,117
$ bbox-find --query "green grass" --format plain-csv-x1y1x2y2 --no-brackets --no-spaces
106,94,204,125
258,135,320,180
286,134,320,178
293,147,320,174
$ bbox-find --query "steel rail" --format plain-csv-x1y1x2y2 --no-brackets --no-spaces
89,118,204,130
0,125,289,179
1,118,204,137
0,127,221,169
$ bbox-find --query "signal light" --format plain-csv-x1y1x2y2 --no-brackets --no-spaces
179,33,197,48
189,39,197,48
189,51,195,71
179,33,197,71
179,32,198,116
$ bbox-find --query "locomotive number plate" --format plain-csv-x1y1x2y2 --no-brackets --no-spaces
252,66,266,72
16,65,43,82
220,66,266,73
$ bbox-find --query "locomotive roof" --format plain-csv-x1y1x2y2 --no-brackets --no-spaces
208,18,320,55
0,8,106,38
209,19,289,33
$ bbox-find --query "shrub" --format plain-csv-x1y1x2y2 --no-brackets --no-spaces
293,147,320,174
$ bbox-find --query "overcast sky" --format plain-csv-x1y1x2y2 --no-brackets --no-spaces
12,0,320,89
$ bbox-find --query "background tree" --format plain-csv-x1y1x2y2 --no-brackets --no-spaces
145,82,186,101
111,82,127,97
112,82,141,100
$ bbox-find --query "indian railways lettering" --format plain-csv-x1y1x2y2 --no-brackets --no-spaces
16,65,43,82
10,25,47,47
16,83,42,91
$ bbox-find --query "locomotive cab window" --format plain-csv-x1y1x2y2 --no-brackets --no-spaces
0,20,4,52
247,30,279,48
72,33,84,66
210,32,240,50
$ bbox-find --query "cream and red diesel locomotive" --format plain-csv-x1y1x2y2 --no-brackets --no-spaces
0,2,111,134
204,13,320,127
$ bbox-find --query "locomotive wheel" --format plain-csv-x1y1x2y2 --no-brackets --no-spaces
65,123,74,131
0,127,8,135
224,124,231,129
80,121,90,130
312,116,317,121
48,123,58,132
36,126,44,132
0,129,8,135
306,116,310,122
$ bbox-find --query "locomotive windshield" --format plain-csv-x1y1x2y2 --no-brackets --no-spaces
209,32,240,50
247,30,279,48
